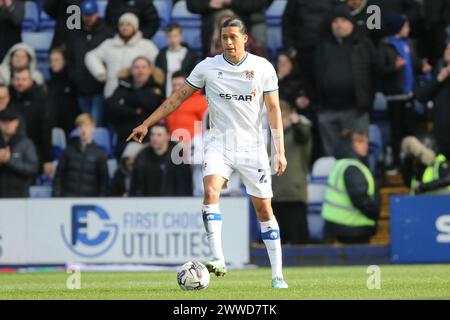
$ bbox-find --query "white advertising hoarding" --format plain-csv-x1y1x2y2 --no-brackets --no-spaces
0,198,249,265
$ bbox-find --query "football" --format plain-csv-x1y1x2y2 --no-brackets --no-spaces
177,261,210,290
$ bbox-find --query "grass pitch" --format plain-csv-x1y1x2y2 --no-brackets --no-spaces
0,264,449,300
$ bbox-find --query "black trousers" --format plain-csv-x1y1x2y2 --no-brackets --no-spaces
272,201,309,244
324,220,376,244
387,99,416,167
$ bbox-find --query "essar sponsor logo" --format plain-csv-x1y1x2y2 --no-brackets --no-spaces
219,93,253,101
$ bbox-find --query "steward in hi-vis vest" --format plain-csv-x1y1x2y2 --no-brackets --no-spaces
321,130,380,244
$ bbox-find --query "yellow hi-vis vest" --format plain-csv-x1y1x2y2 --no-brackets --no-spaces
411,154,450,194
321,159,376,227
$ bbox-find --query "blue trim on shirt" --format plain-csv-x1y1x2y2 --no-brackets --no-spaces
222,52,249,67
185,79,203,90
263,88,279,94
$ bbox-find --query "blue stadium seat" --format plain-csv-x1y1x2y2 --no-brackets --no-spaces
266,0,287,25
29,185,53,198
23,1,39,31
69,127,113,158
307,183,327,213
310,156,336,184
152,29,167,48
21,30,54,80
154,0,172,27
266,25,283,59
182,28,202,51
171,0,201,28
98,0,107,18
39,10,56,30
369,124,383,174
52,127,67,161
107,158,118,179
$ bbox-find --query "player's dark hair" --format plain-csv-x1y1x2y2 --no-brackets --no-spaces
165,22,182,33
172,70,187,80
221,17,247,35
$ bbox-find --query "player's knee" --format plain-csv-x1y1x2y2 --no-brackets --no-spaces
255,203,273,221
204,185,221,203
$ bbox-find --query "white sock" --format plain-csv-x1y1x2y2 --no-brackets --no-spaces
202,203,225,263
260,218,283,279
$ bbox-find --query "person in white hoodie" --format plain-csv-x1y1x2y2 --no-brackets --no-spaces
0,42,44,86
85,12,159,98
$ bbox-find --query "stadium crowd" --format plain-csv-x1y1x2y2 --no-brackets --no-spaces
1,0,450,244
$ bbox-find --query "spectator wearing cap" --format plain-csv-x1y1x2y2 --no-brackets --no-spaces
314,5,382,156
380,14,431,170
0,108,39,198
52,113,109,197
105,0,159,40
0,0,25,62
85,12,159,98
66,0,114,126
282,0,339,85
43,0,82,49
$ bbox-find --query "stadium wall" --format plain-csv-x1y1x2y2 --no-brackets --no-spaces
0,198,249,265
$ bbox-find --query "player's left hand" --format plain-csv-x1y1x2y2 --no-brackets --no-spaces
274,152,287,176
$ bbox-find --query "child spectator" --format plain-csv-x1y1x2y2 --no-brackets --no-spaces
155,23,198,97
52,113,109,197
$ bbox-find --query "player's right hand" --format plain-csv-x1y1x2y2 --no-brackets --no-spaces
126,124,148,143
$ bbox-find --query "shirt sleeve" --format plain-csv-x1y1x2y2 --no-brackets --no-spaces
263,60,278,94
186,59,206,90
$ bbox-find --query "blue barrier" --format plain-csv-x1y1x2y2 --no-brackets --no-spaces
391,195,450,263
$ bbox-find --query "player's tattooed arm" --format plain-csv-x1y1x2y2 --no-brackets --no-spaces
126,84,197,143
264,91,287,176
143,84,196,127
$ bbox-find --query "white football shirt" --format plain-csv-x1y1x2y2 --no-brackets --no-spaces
186,52,278,151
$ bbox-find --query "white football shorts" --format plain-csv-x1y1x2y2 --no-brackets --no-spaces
202,142,273,199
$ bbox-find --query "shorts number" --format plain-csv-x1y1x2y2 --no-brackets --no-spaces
258,169,268,184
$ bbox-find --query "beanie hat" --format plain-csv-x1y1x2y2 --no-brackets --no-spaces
383,14,407,36
119,12,139,31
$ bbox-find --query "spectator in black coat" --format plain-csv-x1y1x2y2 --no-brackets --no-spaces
416,0,450,67
106,56,163,159
43,0,82,49
108,141,145,197
46,48,80,136
186,0,266,57
314,5,382,156
276,51,314,121
0,0,24,62
105,0,160,39
9,68,54,177
0,108,39,198
65,0,114,124
380,14,431,169
155,23,198,97
416,44,450,158
129,123,192,197
52,113,109,197
0,83,13,113
283,0,339,83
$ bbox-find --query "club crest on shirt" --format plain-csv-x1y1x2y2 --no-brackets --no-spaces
244,70,255,80
217,71,223,79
